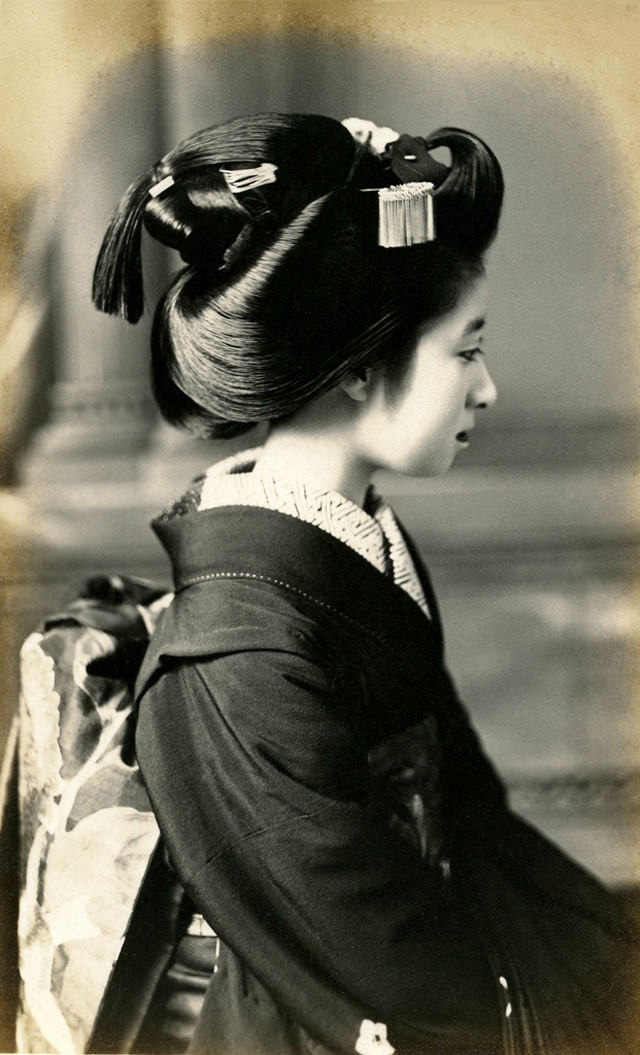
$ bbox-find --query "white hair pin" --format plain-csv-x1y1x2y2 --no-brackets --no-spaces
148,175,175,199
221,162,278,194
378,181,435,247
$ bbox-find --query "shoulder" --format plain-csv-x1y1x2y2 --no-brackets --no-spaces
135,572,354,703
134,576,370,805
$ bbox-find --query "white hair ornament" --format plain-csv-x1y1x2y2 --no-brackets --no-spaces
148,175,175,199
355,1019,395,1055
342,116,438,248
220,162,278,194
378,181,435,247
341,117,400,157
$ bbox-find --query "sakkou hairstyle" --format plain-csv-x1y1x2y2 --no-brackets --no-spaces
92,112,503,438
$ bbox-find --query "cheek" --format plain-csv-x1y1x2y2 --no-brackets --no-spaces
375,401,454,471
360,361,466,473
392,374,459,440
380,377,466,472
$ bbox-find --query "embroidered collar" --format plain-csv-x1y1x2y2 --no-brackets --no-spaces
197,447,429,617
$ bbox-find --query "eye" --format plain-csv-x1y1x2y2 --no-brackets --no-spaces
458,347,483,364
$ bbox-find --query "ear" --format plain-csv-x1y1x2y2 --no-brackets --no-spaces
340,368,372,403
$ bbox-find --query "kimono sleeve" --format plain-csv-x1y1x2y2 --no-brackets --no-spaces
437,667,508,816
135,646,502,1055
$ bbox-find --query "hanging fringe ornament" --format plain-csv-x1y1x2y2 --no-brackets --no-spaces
378,182,435,247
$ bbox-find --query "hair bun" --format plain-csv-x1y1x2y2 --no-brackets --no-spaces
144,168,249,269
424,127,504,255
93,114,358,321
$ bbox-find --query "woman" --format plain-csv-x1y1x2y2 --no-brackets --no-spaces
90,113,638,1055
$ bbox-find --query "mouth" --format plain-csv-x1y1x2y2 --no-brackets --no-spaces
455,431,470,445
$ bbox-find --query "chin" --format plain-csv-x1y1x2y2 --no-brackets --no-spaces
392,455,454,480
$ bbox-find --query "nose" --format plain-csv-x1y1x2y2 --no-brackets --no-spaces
468,358,498,410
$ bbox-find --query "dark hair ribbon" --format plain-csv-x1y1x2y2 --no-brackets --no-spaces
388,135,449,188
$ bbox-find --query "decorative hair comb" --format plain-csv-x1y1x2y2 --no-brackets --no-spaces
220,163,278,194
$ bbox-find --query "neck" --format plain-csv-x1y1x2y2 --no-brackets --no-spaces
259,403,374,508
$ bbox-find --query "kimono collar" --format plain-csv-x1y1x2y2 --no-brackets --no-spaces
192,447,429,617
152,503,444,668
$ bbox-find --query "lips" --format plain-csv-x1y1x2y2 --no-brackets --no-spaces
456,431,469,443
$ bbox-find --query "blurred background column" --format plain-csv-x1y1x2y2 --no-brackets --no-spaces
22,49,166,487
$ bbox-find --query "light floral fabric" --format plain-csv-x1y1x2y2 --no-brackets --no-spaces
17,583,171,1054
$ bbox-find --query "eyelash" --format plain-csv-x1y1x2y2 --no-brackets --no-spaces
458,347,483,364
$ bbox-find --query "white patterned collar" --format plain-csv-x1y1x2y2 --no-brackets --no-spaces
198,447,429,617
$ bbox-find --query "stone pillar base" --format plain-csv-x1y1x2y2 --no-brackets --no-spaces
21,379,155,484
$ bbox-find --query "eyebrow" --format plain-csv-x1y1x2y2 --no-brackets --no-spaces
462,316,486,337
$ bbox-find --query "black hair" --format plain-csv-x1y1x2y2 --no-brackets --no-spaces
93,112,503,438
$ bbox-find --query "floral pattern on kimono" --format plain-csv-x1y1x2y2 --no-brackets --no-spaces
17,577,171,1054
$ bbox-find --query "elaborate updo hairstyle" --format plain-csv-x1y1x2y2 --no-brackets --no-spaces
93,112,503,438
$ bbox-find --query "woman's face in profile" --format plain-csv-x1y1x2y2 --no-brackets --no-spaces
356,275,497,478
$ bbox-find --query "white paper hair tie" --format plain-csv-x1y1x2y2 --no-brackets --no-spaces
148,175,175,199
221,163,278,194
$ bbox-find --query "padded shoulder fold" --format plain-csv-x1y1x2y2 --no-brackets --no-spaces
135,576,333,701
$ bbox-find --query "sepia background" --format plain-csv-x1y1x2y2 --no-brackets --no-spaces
1,1,639,1041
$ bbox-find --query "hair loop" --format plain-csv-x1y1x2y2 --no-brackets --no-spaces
423,127,504,253
92,169,154,322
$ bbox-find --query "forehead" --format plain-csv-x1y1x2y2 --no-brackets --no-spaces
449,276,489,338
421,275,489,344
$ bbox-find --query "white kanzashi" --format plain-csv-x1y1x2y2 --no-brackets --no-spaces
148,174,175,198
342,117,400,157
220,162,277,193
355,1019,395,1055
378,182,435,247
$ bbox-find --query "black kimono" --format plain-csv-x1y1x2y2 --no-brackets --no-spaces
129,501,639,1055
